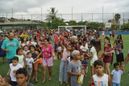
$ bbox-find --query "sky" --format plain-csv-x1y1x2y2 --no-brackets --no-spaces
0,0,129,21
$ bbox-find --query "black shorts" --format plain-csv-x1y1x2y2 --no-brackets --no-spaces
10,81,17,86
116,53,124,62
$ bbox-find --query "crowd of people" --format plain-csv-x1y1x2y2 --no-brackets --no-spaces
0,29,129,86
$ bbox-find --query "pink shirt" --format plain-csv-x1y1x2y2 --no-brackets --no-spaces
42,44,53,59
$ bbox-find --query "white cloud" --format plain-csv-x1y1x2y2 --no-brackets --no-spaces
0,0,129,21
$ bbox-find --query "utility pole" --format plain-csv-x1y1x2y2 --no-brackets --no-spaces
71,7,73,20
81,13,83,21
12,8,14,18
102,6,104,23
41,8,43,21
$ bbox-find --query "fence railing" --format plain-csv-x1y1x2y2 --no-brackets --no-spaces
0,12,129,23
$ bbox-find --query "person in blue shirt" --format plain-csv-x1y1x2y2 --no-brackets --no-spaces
1,32,20,63
0,34,6,63
111,63,124,86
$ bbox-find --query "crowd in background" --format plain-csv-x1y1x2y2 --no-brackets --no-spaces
0,28,129,86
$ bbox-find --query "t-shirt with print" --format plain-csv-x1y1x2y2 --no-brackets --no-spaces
1,38,19,59
93,74,108,86
9,63,23,81
26,58,34,68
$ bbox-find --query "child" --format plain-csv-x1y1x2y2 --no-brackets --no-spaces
25,52,34,82
67,50,83,86
16,48,25,67
59,45,71,85
23,45,30,57
56,42,63,60
8,56,23,86
88,42,98,76
0,75,11,86
114,40,124,66
125,50,129,75
16,68,33,86
91,60,111,86
111,63,124,86
125,50,129,65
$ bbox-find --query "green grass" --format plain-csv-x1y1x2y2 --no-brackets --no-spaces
0,35,129,86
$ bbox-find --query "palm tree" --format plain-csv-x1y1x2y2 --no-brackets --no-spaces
46,8,58,22
114,13,121,29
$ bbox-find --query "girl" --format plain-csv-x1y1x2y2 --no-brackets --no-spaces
15,48,25,67
40,38,54,83
25,52,34,82
29,45,40,82
23,45,30,57
114,35,124,66
103,37,114,75
59,45,72,85
67,50,83,86
88,41,98,76
56,42,63,60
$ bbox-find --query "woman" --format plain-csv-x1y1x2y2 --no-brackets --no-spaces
103,36,114,75
40,38,54,83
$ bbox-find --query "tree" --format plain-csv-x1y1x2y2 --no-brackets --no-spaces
77,21,88,25
87,22,105,30
46,8,65,29
121,22,129,30
66,20,77,25
114,13,121,29
47,18,65,29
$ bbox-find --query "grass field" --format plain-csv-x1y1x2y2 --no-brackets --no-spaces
0,35,129,86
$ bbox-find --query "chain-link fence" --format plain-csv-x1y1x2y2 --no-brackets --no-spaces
0,12,129,24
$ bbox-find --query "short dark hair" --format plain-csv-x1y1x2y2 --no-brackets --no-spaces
16,48,23,54
94,60,104,67
26,52,31,55
16,68,28,77
114,63,119,68
12,56,19,61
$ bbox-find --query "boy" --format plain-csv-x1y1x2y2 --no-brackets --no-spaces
91,60,111,86
111,63,124,86
8,56,23,86
16,68,33,86
25,52,34,82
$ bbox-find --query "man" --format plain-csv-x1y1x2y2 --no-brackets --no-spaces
0,34,6,63
1,32,20,63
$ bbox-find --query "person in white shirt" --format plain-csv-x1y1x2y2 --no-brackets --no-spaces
88,42,98,76
15,48,25,67
111,63,124,86
59,45,71,85
8,56,23,86
91,60,111,86
25,52,34,82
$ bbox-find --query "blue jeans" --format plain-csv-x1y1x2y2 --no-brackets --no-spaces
59,60,68,83
113,82,120,86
